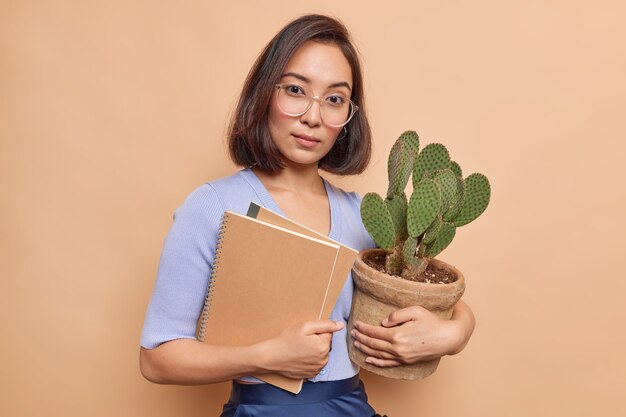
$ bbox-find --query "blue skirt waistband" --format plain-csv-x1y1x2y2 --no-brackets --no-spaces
228,375,360,405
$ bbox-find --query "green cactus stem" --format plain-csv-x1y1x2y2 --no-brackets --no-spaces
401,257,428,279
385,245,404,275
402,235,428,277
402,236,419,267
360,130,490,282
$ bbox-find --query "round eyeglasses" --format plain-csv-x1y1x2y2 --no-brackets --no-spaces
274,84,359,128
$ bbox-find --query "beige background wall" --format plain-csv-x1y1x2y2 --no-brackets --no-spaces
2,1,624,416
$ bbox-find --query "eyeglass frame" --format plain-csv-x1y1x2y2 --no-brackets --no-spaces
273,84,359,128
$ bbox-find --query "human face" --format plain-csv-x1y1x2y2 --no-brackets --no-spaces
268,40,353,168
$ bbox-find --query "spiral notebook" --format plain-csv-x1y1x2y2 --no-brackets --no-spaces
195,208,356,394
247,202,359,321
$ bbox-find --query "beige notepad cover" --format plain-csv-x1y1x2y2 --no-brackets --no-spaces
196,210,341,394
246,203,360,392
247,202,359,320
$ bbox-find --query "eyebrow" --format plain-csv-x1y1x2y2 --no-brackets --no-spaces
281,72,352,92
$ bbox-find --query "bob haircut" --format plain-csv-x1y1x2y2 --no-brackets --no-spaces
227,14,372,175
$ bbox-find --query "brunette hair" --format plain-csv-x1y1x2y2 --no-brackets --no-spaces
227,14,372,175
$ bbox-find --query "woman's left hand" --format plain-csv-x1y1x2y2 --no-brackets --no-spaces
350,300,475,367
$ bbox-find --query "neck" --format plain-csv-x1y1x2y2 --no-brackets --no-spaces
251,162,324,194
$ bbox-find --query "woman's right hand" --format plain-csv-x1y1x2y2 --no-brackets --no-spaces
257,320,345,379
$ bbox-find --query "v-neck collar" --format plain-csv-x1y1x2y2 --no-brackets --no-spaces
239,167,341,241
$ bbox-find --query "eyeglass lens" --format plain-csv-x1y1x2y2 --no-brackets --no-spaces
276,85,356,127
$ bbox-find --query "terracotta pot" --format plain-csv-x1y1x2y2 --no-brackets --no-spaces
348,248,466,379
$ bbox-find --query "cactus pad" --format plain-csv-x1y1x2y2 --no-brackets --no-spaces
361,192,397,250
360,129,490,281
450,161,462,177
433,169,458,214
425,222,456,258
387,131,420,198
407,179,441,238
443,175,465,222
422,217,442,245
413,143,450,186
385,193,408,242
402,236,419,266
452,173,491,227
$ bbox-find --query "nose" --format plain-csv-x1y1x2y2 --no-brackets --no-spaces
299,97,322,127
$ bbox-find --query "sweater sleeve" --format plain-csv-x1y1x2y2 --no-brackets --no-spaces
140,184,224,349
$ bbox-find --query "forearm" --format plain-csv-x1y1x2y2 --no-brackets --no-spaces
139,338,272,385
447,299,476,355
140,320,342,385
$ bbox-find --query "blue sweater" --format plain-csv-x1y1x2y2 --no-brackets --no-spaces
140,167,376,382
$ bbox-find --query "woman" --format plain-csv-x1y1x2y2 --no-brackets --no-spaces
139,14,475,416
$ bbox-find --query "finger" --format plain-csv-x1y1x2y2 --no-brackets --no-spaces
351,327,394,353
381,306,427,327
354,321,396,342
364,356,402,367
352,338,397,360
304,320,344,335
318,332,332,344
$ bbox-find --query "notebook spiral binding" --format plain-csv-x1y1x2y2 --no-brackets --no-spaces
197,213,229,342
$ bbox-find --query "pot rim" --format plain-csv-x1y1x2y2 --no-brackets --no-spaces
353,248,465,294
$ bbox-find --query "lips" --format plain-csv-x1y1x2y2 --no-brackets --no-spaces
294,133,319,142
293,134,320,148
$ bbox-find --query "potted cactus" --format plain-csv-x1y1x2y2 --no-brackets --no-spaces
348,130,490,379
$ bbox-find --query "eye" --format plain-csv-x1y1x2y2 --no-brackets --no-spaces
325,94,347,107
283,84,306,96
